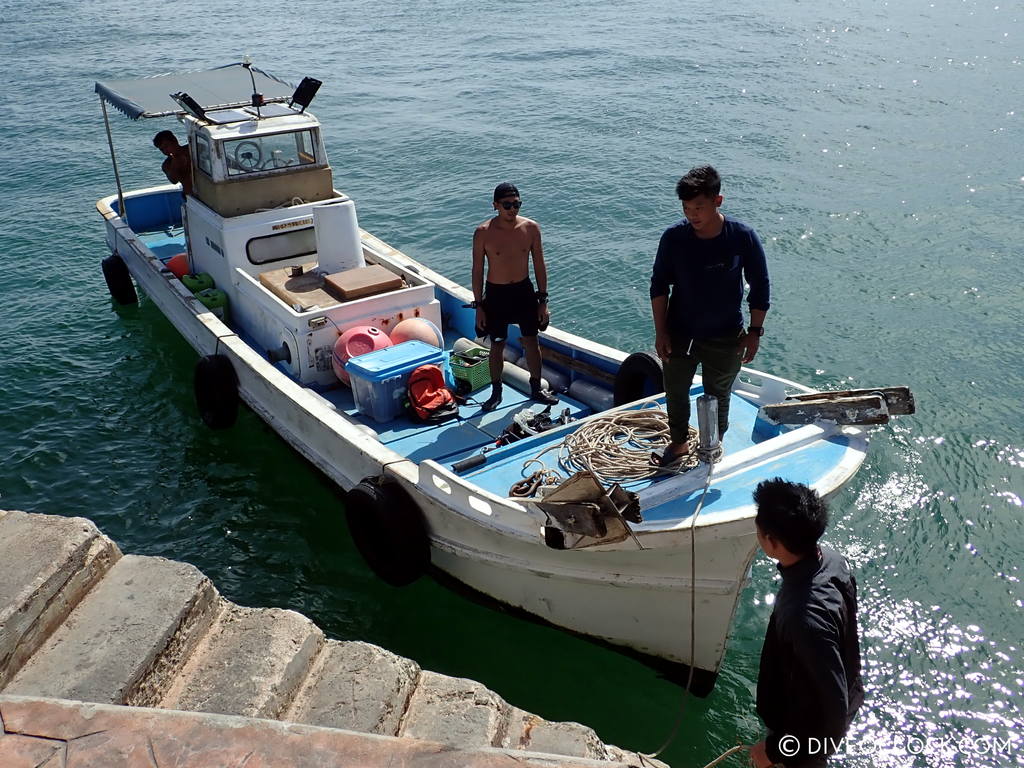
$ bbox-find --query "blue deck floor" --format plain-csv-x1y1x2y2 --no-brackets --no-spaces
138,229,187,262
320,382,594,466
453,389,848,526
635,432,850,524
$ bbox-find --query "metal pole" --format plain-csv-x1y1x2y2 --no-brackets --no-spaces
696,394,721,461
100,96,128,226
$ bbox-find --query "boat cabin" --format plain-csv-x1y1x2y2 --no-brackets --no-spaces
180,115,442,390
184,106,335,217
172,103,441,390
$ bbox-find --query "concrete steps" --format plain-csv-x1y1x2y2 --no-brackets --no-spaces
283,639,419,734
0,509,120,688
5,553,218,706
0,510,666,766
161,601,323,719
400,670,512,747
0,696,657,768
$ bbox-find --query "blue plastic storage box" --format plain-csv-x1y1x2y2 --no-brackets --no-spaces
345,340,448,423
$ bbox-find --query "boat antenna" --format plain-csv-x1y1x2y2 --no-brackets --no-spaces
242,54,263,118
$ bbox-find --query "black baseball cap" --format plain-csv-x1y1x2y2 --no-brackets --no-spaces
493,182,520,201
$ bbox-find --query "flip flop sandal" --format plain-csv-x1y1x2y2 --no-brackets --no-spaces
650,449,689,468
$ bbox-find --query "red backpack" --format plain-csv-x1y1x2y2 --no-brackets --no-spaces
407,365,459,423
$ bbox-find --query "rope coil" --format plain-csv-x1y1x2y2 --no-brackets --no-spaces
558,404,698,483
514,402,698,492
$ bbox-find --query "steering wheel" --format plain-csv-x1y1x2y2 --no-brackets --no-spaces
233,140,262,171
260,151,296,170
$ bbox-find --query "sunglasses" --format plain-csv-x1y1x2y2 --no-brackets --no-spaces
499,200,522,210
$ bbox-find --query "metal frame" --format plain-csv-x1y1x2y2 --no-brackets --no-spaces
99,97,128,226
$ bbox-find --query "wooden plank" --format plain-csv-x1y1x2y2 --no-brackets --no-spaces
323,264,404,301
761,395,889,425
258,263,337,310
785,386,915,415
539,344,617,385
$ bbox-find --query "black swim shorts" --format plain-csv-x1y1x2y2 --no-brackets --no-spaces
483,278,539,342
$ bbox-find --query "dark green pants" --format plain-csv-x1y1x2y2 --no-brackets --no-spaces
663,333,743,444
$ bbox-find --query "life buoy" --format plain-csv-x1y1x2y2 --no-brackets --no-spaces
613,351,664,406
345,479,429,587
101,254,138,305
194,354,239,429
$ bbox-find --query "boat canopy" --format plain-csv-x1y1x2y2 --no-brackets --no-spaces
95,63,295,120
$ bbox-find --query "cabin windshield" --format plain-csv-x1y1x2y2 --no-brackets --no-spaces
224,129,318,176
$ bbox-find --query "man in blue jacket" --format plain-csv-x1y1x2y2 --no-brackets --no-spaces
649,165,770,464
749,478,864,768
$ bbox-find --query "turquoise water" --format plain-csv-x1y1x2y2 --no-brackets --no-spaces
2,1,1022,766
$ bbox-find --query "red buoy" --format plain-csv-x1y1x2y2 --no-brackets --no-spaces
166,253,189,278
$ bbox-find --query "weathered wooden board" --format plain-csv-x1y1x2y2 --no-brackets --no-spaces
785,386,915,415
258,263,336,311
323,265,404,301
761,395,889,425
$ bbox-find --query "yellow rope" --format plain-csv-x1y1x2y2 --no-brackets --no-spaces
638,743,749,768
514,402,698,493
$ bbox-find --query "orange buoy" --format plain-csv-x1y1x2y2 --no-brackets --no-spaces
389,317,443,348
166,253,189,278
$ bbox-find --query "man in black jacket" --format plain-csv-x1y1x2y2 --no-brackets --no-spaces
649,165,770,465
749,479,864,768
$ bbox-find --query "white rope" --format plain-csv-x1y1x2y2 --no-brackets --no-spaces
641,744,751,768
640,456,716,760
700,745,751,768
556,402,698,483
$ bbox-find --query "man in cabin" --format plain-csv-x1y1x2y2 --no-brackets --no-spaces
153,130,194,197
649,165,770,465
472,182,559,412
749,478,864,768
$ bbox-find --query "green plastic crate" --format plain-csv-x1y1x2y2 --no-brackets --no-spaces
451,347,491,392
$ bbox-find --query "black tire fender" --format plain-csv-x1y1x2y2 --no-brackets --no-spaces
194,354,239,429
345,479,429,587
101,254,138,305
613,351,665,406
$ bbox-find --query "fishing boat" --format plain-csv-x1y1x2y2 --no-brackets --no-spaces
93,63,910,695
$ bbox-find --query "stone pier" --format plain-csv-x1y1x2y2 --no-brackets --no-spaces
0,509,667,767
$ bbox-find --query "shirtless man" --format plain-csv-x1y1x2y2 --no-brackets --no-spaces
152,130,193,197
472,182,558,412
